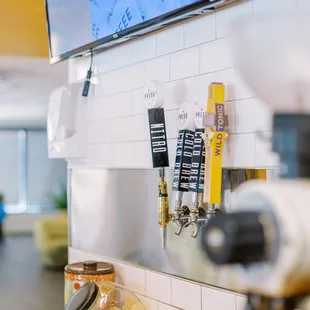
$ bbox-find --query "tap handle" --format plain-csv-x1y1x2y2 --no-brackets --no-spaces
182,206,191,228
189,128,205,193
173,130,195,192
175,223,183,235
215,208,222,214
181,205,190,216
198,207,207,218
147,108,169,168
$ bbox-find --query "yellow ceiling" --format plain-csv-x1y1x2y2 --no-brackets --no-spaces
0,1,49,58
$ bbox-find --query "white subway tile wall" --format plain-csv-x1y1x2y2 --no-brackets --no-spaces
146,271,172,305
236,295,247,310
170,47,200,81
137,294,159,310
253,0,297,14
183,13,216,48
215,1,253,39
215,68,255,102
132,35,157,63
69,248,257,310
158,303,181,310
202,286,235,310
171,278,201,310
63,1,302,309
115,263,146,295
93,92,133,120
199,38,234,74
157,25,184,56
66,0,282,169
69,0,282,168
145,55,170,82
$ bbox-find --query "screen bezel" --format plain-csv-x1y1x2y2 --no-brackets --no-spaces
44,0,229,64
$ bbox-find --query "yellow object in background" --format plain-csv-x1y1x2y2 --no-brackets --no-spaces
33,215,68,267
0,0,49,57
204,83,227,204
246,169,267,180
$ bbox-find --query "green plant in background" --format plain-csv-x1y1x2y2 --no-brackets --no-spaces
50,186,67,210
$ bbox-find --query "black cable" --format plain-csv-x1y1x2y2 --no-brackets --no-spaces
89,49,93,70
82,49,93,97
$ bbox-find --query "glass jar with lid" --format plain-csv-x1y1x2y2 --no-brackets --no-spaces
65,261,115,305
66,282,145,310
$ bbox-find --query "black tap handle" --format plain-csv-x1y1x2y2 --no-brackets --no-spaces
148,108,169,168
172,130,195,192
181,206,191,228
198,207,207,218
189,129,205,193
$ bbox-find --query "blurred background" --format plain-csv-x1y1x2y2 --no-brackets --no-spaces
0,1,68,309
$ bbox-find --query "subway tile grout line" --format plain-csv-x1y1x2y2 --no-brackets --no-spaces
91,68,222,99
231,96,258,103
200,285,203,310
87,138,178,146
87,109,178,123
69,247,251,308
87,132,256,145
87,132,265,149
74,36,226,84
90,66,256,102
144,268,147,297
130,91,134,116
87,133,263,148
170,276,173,307
88,70,255,111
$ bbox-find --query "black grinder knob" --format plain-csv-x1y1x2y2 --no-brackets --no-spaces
201,212,266,265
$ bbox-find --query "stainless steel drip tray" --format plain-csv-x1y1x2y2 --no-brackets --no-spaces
69,168,275,289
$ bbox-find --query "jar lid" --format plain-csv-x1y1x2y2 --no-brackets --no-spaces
65,261,114,275
66,282,99,310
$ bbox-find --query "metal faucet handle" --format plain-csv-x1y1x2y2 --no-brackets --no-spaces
189,207,209,238
198,207,207,217
174,221,183,235
181,205,190,216
190,222,200,238
172,206,191,235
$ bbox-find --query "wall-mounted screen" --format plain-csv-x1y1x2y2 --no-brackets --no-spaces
45,0,227,63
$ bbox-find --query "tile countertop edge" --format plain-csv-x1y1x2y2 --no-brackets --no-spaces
68,247,246,303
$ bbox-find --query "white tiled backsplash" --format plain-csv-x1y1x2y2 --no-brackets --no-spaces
63,0,307,169
69,248,246,310
64,0,307,309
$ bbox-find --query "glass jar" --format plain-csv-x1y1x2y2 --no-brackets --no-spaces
65,261,115,305
66,282,145,310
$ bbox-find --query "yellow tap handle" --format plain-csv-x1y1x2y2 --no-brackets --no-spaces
246,169,267,181
204,83,227,204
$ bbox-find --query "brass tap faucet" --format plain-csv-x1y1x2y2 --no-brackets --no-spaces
188,193,215,238
158,168,170,249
